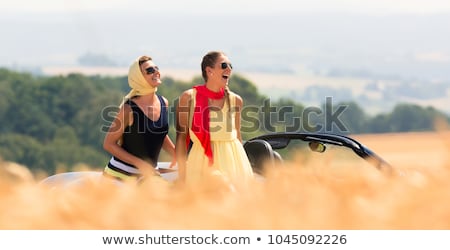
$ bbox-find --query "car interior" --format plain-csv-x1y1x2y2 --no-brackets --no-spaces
243,139,283,175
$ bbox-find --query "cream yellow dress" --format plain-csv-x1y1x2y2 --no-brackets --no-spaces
186,89,254,188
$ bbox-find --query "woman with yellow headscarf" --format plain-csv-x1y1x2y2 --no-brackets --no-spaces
103,55,176,182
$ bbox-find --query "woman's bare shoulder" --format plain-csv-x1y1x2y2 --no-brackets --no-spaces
180,89,194,100
121,102,133,114
228,91,243,105
160,95,170,106
177,88,194,106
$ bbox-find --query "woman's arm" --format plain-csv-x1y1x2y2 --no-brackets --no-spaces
162,135,176,167
235,94,244,143
161,97,176,167
175,90,192,182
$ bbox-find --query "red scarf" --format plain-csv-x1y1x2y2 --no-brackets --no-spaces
186,85,225,165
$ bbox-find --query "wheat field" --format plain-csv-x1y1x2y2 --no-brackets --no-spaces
1,131,450,230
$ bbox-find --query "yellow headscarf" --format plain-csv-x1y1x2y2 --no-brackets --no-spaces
121,56,158,106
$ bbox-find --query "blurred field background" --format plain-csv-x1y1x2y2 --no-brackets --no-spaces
1,131,449,230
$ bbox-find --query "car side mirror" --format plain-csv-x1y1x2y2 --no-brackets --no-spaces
309,141,326,153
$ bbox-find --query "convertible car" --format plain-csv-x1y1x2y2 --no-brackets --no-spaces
40,132,396,187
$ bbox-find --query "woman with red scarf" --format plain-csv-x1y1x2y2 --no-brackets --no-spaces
175,51,254,189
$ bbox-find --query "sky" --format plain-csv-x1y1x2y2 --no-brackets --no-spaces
2,0,450,15
1,0,450,79
0,0,450,74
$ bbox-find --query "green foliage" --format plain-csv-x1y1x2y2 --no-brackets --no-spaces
334,101,368,134
0,133,46,171
388,104,446,132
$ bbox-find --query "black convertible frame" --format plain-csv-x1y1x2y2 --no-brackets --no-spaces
245,132,393,174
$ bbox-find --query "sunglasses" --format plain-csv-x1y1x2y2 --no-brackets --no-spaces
145,66,159,75
220,62,233,70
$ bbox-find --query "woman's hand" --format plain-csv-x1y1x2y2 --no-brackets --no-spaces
136,159,160,177
169,157,177,168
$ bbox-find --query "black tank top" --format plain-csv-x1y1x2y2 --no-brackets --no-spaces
120,96,169,167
